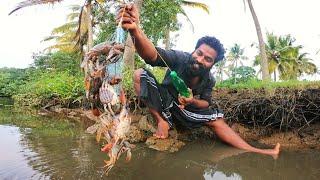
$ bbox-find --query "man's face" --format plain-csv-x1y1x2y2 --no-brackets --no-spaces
186,44,217,77
192,43,217,69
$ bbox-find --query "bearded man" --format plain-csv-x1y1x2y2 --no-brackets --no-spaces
118,4,280,156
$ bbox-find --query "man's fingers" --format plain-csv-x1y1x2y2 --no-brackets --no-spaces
178,96,186,105
117,12,132,19
118,3,133,10
117,5,138,21
116,15,137,23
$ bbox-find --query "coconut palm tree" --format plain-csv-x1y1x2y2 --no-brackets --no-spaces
214,59,229,82
9,0,107,53
226,44,248,83
254,33,317,80
42,5,83,53
244,0,270,81
280,48,317,80
265,33,295,81
163,0,209,50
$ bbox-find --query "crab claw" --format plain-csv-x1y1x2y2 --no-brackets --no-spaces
101,143,113,153
125,149,132,162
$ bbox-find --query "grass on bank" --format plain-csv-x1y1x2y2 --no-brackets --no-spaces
13,72,84,107
216,78,320,90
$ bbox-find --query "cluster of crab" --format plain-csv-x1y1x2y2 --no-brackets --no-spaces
81,41,134,175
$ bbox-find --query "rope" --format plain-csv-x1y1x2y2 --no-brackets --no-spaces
156,50,172,72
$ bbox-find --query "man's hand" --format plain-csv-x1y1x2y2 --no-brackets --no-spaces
117,4,139,31
178,89,194,109
178,95,194,109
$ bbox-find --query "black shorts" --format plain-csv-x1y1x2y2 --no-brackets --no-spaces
139,69,224,129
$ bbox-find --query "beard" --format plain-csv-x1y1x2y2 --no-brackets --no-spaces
185,58,210,77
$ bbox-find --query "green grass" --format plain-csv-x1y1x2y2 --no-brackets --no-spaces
216,79,320,90
13,72,84,107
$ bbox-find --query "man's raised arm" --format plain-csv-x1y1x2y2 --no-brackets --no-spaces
117,4,158,63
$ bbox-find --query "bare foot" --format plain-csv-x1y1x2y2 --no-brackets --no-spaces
153,120,170,139
248,143,281,159
271,143,281,159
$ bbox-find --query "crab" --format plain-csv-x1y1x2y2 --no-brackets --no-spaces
82,36,133,176
103,141,132,175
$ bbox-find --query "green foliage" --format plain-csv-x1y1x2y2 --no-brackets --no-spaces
254,32,318,81
93,8,117,45
0,68,28,96
122,66,135,100
150,67,167,83
33,51,81,75
231,66,256,82
13,71,84,107
0,51,84,107
141,0,182,44
122,56,167,100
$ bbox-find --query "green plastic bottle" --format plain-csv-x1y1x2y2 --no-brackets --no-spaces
170,71,190,98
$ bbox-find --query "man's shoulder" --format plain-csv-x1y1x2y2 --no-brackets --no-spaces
156,47,191,59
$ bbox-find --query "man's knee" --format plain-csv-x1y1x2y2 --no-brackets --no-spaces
206,118,225,128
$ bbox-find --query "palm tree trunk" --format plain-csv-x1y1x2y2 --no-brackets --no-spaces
86,3,93,51
123,0,143,69
234,59,238,84
164,28,170,50
247,0,270,81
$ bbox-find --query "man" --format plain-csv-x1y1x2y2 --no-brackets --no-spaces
117,4,280,156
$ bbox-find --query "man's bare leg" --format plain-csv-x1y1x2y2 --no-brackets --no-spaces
133,68,169,139
149,108,170,139
207,118,280,157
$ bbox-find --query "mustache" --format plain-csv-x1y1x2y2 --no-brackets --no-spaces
186,59,209,76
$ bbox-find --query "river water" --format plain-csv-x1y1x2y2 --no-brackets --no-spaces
0,106,319,179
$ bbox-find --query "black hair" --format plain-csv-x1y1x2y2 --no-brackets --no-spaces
195,36,225,63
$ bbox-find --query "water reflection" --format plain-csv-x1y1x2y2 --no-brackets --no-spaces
210,149,320,180
204,168,242,180
0,109,320,180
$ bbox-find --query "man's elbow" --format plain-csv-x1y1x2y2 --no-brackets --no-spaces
142,53,158,65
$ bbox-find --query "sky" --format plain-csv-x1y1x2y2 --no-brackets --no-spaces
0,0,319,79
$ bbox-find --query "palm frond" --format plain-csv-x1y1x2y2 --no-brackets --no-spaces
68,4,81,12
67,12,81,21
9,0,64,15
182,1,210,14
179,9,194,33
52,22,78,34
44,43,79,53
42,35,59,42
242,0,247,12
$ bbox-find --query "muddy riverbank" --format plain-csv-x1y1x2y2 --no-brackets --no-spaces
42,105,320,152
5,85,320,152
